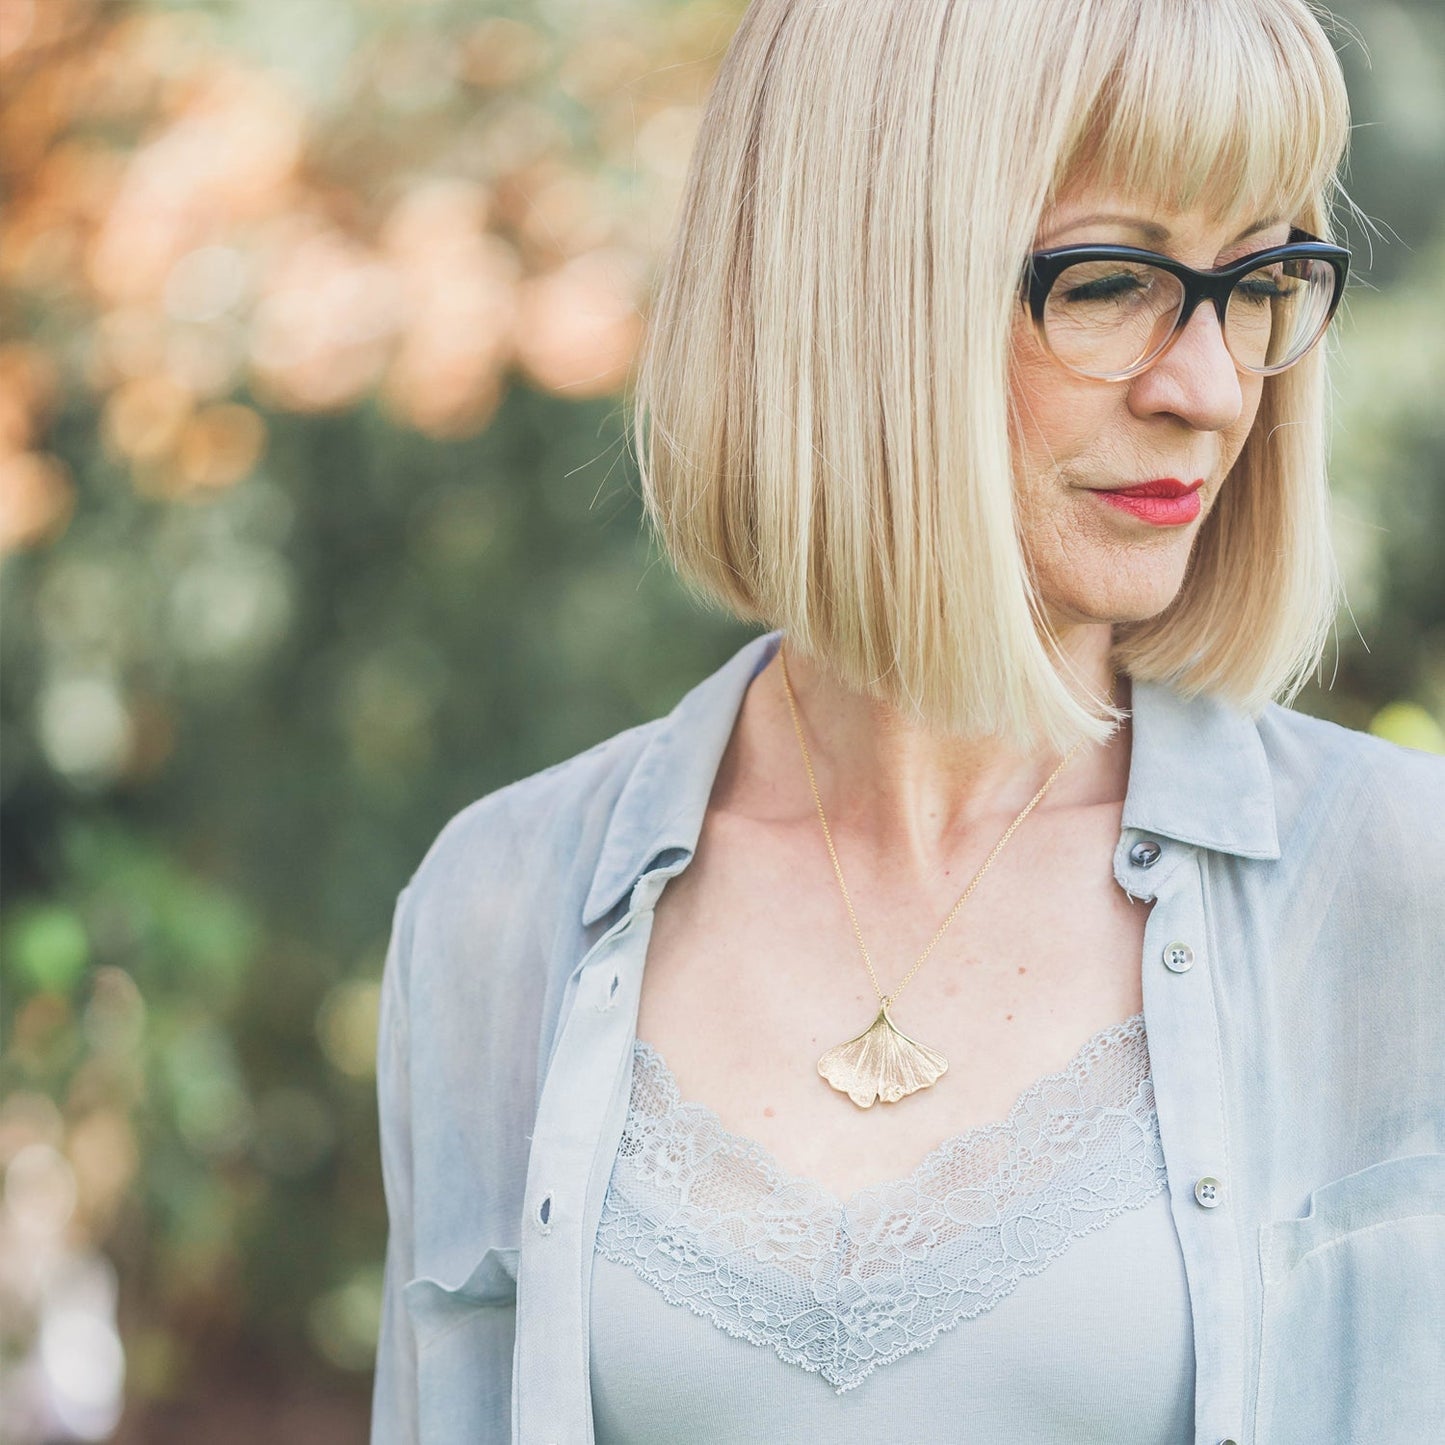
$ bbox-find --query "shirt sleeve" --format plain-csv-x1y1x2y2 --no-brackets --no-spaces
372,884,419,1445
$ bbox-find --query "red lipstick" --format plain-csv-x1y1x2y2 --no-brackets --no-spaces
1094,478,1203,526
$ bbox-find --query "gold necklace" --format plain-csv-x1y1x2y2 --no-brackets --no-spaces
778,647,1086,1109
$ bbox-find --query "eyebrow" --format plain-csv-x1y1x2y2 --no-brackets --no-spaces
1043,212,1287,248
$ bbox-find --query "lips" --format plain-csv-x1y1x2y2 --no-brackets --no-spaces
1093,478,1203,527
1103,478,1204,499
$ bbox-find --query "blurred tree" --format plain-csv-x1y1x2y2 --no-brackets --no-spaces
0,0,1440,1439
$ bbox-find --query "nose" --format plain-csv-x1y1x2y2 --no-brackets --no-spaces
1127,301,1244,433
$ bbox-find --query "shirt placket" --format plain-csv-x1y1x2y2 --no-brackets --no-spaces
1118,830,1246,1445
512,867,676,1444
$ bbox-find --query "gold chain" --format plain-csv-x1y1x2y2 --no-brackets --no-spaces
778,646,1086,1011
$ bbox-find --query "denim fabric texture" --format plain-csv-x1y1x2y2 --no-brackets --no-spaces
370,630,1445,1445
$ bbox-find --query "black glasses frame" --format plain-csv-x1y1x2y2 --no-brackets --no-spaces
1021,227,1351,380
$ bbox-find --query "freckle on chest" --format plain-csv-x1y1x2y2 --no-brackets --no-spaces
763,1106,776,1118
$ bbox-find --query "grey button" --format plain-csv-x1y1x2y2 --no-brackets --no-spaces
1162,941,1195,972
1129,839,1162,868
1217,1438,1239,1444
1195,1176,1223,1208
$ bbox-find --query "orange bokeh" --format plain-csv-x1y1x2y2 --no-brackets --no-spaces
0,0,721,531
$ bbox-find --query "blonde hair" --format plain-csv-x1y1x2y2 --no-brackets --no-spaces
631,0,1352,752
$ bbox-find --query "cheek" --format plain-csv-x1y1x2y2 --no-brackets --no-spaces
1007,387,1124,606
1007,324,1110,482
1226,375,1269,466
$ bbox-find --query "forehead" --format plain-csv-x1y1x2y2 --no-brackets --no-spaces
1038,183,1293,253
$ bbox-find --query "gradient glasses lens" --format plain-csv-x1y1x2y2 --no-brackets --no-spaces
1041,254,1340,380
1222,255,1339,373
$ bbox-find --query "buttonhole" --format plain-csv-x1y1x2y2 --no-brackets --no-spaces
537,1193,553,1230
609,973,620,1000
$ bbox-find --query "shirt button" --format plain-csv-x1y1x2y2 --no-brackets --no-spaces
1162,941,1195,972
1195,1176,1223,1208
1129,839,1162,867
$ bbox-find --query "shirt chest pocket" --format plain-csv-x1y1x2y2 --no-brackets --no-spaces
1253,1153,1445,1445
403,1246,521,1438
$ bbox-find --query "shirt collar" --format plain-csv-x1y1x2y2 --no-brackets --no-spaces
582,631,784,925
582,631,1278,925
1123,676,1280,860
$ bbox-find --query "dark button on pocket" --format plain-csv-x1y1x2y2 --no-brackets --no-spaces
1129,839,1162,867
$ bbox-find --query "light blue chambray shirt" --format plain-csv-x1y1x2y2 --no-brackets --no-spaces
371,630,1445,1445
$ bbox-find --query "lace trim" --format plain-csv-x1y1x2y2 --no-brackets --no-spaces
595,1012,1167,1393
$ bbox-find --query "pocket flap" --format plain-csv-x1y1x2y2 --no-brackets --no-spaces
403,1246,520,1343
1262,1153,1445,1287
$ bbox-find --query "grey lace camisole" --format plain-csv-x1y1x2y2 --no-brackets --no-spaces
590,1011,1195,1443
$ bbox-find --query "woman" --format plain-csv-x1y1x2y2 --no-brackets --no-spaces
372,1,1445,1441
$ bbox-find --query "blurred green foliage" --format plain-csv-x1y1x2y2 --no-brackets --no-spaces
0,0,1441,1438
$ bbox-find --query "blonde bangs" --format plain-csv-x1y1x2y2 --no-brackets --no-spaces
1061,0,1350,228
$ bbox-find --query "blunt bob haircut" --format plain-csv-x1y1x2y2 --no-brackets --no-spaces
631,0,1353,753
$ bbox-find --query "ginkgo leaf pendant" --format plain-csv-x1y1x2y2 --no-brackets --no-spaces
817,1004,949,1108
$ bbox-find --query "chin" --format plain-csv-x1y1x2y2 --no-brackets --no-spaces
1053,575,1187,626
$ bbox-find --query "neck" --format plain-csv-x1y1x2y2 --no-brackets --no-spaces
725,625,1130,875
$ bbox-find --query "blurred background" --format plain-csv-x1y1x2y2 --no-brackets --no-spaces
0,0,1441,1439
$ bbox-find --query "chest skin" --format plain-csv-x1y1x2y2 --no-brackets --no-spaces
634,793,1151,1202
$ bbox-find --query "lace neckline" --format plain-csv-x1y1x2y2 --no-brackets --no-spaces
597,1007,1166,1393
630,1009,1148,1208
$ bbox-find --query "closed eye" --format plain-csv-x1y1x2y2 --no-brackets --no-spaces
1060,272,1146,303
1235,275,1297,301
